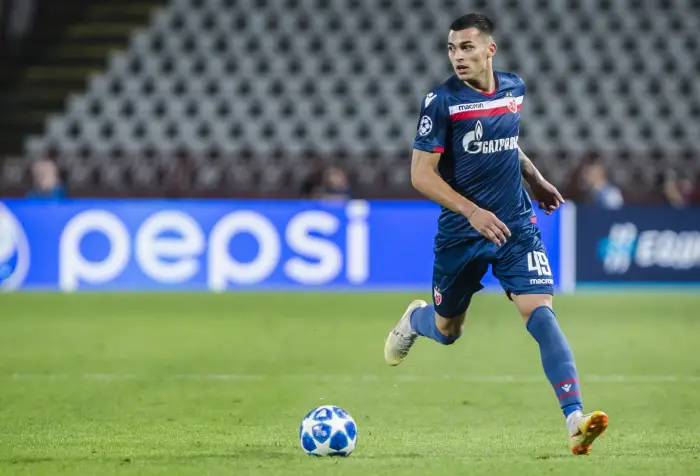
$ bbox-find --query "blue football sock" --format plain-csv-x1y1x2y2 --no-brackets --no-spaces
409,304,460,345
526,305,583,418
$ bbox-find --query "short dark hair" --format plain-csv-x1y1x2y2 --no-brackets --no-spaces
449,13,494,36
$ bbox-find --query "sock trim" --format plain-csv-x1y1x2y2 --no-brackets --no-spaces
525,304,555,332
562,403,583,418
558,390,581,400
432,331,461,346
553,378,579,389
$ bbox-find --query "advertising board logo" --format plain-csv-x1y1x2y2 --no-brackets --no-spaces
597,223,638,274
57,201,371,291
598,222,700,274
0,203,31,291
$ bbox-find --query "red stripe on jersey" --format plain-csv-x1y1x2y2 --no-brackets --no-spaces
450,104,521,121
433,146,445,153
531,216,537,224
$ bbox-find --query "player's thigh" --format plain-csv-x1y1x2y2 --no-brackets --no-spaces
432,242,489,333
491,225,554,322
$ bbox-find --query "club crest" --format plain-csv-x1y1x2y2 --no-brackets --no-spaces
434,286,442,305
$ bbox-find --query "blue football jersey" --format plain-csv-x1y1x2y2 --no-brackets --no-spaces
413,71,535,248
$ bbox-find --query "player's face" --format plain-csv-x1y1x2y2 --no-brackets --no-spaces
447,28,496,81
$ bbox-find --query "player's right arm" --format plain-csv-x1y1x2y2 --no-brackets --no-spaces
411,90,510,246
411,149,510,246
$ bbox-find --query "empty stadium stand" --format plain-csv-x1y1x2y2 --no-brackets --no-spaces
2,0,699,198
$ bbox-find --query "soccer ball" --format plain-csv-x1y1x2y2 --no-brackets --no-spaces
299,405,358,456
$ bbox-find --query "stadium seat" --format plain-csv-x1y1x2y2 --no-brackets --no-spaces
19,0,700,195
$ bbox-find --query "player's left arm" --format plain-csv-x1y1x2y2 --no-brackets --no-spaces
518,146,565,215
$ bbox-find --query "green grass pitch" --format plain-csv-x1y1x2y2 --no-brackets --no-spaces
0,292,699,475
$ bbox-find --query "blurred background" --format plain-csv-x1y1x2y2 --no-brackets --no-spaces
0,0,699,293
0,0,698,205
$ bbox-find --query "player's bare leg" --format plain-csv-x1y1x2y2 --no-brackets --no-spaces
384,302,465,366
513,293,608,455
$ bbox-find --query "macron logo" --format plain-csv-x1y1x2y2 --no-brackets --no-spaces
424,92,437,108
562,384,572,392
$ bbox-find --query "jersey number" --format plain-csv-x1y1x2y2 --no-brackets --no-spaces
527,251,552,276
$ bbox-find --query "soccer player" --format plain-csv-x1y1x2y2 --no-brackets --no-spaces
383,13,608,455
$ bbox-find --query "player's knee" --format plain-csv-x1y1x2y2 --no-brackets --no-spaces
513,294,553,321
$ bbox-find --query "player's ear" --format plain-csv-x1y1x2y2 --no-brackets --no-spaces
487,41,497,58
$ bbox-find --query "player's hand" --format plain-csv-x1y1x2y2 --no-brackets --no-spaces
467,207,511,246
530,179,565,215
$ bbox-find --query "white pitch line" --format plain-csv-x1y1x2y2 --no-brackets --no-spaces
3,373,700,383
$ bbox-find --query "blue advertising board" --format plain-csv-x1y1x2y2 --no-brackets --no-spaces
0,199,564,292
576,205,700,285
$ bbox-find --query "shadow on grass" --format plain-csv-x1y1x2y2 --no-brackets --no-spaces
2,450,291,465
5,457,58,464
1,449,429,465
534,454,570,460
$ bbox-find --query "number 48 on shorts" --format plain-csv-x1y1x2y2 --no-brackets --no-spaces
528,251,553,285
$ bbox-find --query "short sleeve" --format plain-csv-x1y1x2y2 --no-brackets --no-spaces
412,90,449,154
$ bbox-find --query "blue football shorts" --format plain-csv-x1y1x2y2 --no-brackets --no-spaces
431,223,554,318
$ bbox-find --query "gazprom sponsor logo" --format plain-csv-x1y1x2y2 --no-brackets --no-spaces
462,120,519,154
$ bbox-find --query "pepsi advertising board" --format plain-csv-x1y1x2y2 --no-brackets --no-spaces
0,199,564,292
576,206,700,284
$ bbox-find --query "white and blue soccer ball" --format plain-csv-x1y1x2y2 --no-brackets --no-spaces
299,405,358,456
